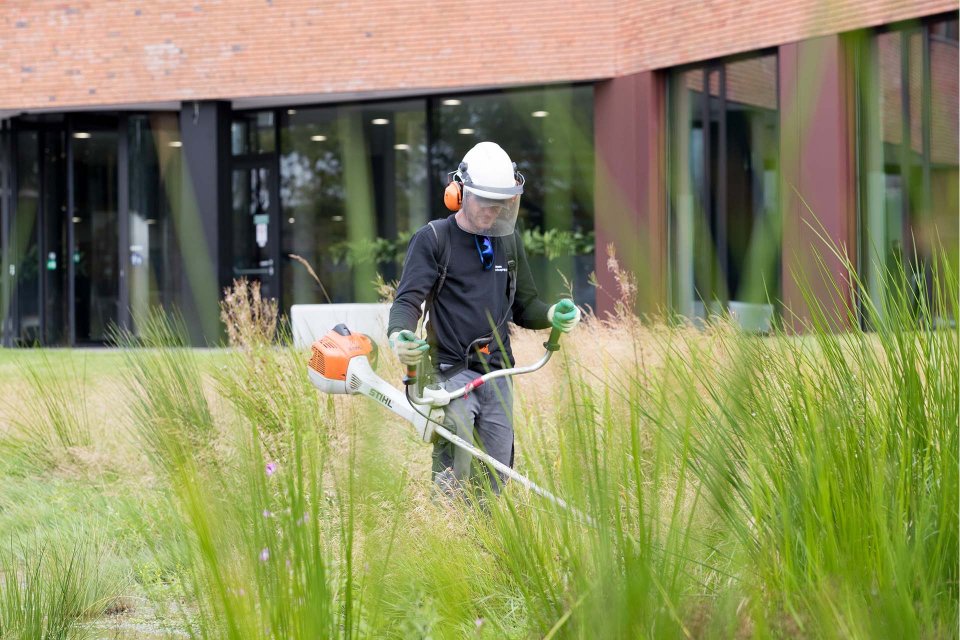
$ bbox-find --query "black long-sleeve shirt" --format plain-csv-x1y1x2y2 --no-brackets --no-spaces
388,215,551,370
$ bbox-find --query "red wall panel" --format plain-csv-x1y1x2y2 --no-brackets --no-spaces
779,35,858,329
594,70,666,317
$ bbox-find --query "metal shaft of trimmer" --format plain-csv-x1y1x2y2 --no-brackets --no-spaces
432,422,595,526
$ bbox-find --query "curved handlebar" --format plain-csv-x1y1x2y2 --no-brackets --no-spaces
406,327,563,407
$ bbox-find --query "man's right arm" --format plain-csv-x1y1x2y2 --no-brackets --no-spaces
387,229,438,335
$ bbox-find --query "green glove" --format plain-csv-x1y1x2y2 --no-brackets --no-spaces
548,299,582,333
389,330,429,365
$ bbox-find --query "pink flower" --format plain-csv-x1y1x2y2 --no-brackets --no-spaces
262,509,272,518
265,462,277,477
259,547,270,562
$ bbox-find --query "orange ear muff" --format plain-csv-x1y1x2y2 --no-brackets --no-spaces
443,180,462,211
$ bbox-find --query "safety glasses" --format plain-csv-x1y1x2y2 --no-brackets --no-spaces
474,235,494,271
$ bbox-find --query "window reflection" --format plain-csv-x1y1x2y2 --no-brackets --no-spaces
128,114,182,335
859,16,958,324
232,111,275,156
0,132,7,344
41,131,67,345
669,54,780,326
73,127,119,343
273,87,594,311
232,166,276,299
14,131,40,344
279,102,427,308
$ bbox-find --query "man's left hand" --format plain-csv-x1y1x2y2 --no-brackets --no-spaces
548,299,582,333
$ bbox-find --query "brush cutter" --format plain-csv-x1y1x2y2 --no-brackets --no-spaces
306,323,591,523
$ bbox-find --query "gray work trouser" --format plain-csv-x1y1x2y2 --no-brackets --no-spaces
431,369,514,495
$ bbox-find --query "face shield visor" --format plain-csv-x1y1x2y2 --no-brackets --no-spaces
457,171,524,237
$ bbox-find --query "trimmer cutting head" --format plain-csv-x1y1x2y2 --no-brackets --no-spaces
307,324,377,394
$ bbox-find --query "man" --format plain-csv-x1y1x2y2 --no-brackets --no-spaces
387,141,581,496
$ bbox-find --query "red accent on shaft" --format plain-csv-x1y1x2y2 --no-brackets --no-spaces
465,377,485,394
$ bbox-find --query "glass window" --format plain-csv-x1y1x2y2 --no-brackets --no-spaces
41,130,67,345
430,86,595,306
232,165,276,297
668,53,780,326
858,15,958,324
275,87,595,311
8,125,68,346
0,127,8,345
13,130,40,344
279,101,427,308
232,111,275,156
73,126,120,343
128,114,183,335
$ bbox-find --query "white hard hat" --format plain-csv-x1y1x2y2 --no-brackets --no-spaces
450,141,525,237
459,142,524,200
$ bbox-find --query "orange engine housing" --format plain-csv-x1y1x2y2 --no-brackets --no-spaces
308,327,374,381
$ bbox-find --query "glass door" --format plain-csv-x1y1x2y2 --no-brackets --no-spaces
42,129,68,344
7,114,184,346
71,120,119,344
12,130,40,344
8,126,68,346
231,162,279,299
0,125,9,346
126,114,183,336
669,54,781,323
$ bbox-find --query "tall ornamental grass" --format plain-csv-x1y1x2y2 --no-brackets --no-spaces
111,311,218,476
0,354,91,473
0,536,129,640
119,250,955,638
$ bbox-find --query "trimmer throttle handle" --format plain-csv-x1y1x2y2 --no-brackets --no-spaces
403,364,418,386
544,326,562,352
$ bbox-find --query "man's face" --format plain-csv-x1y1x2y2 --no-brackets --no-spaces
465,196,509,232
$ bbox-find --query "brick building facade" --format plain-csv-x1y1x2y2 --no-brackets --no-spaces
0,1,956,344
